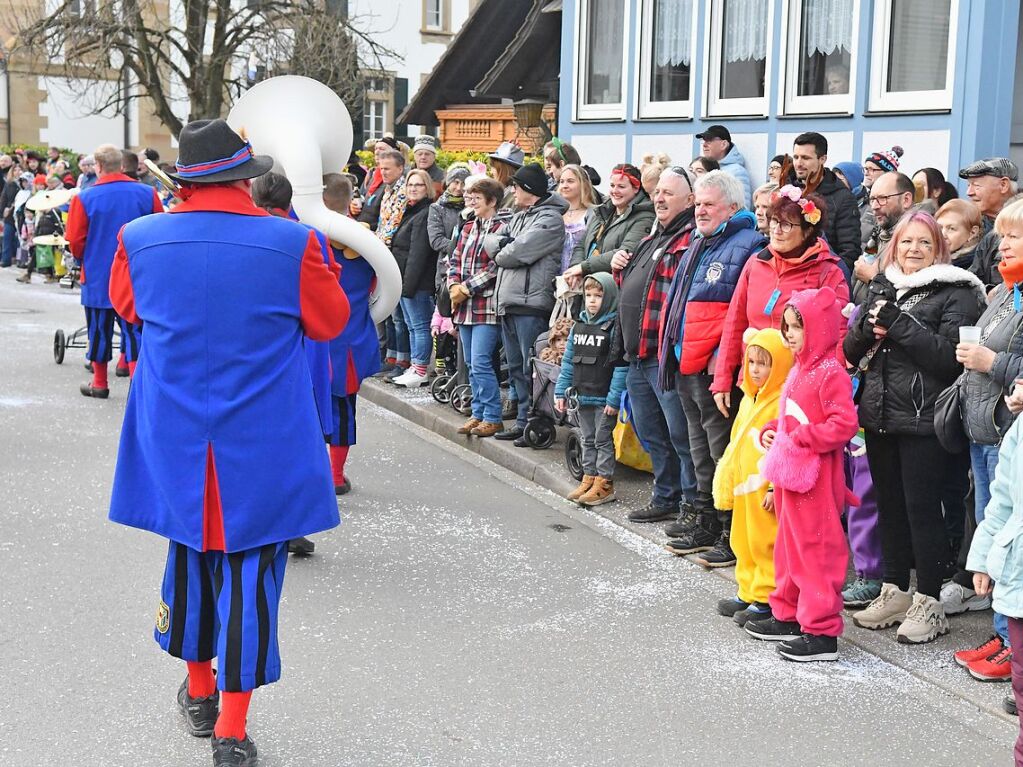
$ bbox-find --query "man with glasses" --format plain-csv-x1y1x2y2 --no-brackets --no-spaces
960,157,1019,288
852,172,915,301
612,166,699,529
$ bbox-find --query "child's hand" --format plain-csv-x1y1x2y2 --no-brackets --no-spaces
604,405,618,417
555,398,566,413
762,489,775,512
973,572,993,597
431,327,439,337
761,429,776,449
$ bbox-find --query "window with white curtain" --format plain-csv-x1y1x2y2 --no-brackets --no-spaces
782,0,859,114
637,0,696,118
575,0,628,119
705,0,772,116
869,0,958,111
363,100,386,141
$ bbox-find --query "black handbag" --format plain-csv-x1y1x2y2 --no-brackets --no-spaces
934,377,968,454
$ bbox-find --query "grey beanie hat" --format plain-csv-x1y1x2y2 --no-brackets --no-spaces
445,166,470,185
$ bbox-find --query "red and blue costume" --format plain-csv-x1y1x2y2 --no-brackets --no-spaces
65,173,162,388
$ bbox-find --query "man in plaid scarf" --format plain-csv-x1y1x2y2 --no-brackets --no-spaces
611,167,699,529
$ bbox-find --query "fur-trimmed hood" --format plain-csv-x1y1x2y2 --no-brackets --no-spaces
883,262,986,300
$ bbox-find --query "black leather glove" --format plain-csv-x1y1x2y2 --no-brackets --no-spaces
872,301,902,330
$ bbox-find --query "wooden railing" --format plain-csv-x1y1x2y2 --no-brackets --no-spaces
436,103,556,153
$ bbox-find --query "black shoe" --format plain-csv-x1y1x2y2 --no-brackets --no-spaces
696,533,737,568
664,502,697,538
212,735,258,767
513,435,530,448
495,426,524,441
372,364,399,379
777,633,839,662
717,597,749,617
79,383,109,399
745,616,802,642
627,501,677,523
335,478,351,496
177,676,219,737
115,366,129,378
734,602,772,627
288,536,315,556
1005,695,1018,716
664,521,719,555
384,366,409,383
84,361,93,372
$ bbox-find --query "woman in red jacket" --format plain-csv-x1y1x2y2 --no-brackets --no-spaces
712,186,849,411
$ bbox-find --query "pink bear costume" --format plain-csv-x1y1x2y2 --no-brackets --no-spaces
762,287,859,638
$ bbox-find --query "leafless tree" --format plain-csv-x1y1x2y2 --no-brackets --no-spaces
4,0,400,138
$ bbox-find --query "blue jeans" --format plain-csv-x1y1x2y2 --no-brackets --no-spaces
1,221,16,267
971,441,1009,644
626,357,697,509
458,323,502,423
400,291,434,367
385,305,411,362
500,313,548,428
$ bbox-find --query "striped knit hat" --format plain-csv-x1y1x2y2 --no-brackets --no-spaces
864,145,904,173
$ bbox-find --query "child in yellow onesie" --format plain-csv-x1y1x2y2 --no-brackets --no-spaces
711,327,793,627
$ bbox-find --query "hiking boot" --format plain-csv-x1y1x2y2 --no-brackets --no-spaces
664,502,697,538
967,646,1012,681
954,635,1005,668
851,583,912,630
494,426,524,441
939,580,992,615
734,602,772,627
457,418,481,435
79,383,110,399
567,475,595,502
627,501,677,524
16,273,30,283
579,477,616,507
470,421,503,438
1005,696,1018,716
212,735,258,767
288,536,315,556
717,597,749,618
177,676,219,737
895,592,949,644
777,634,839,662
664,516,719,555
842,575,883,608
695,532,736,568
744,616,802,642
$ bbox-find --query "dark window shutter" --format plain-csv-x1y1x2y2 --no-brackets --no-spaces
393,77,409,140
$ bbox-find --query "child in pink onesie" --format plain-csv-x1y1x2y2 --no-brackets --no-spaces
744,286,859,662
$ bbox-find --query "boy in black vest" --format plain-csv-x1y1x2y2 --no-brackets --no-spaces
555,273,628,505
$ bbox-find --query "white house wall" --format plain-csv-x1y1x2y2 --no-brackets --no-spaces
859,130,952,179
38,76,124,153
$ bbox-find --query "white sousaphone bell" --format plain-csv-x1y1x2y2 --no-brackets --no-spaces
228,75,401,323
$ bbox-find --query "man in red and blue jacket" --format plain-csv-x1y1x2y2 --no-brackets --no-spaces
65,143,162,398
108,119,349,767
658,170,766,564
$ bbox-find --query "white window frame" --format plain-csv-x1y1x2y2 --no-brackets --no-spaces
573,0,630,121
423,0,444,31
363,100,387,141
703,0,774,117
868,0,958,112
779,0,859,115
635,0,697,119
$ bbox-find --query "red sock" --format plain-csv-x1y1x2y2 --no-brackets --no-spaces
116,352,128,370
186,661,216,699
214,690,252,741
128,360,137,378
92,361,108,389
330,445,349,485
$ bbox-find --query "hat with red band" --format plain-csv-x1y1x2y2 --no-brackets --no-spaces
168,119,274,184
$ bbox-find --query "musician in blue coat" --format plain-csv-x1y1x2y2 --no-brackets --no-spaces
65,143,163,398
107,119,350,767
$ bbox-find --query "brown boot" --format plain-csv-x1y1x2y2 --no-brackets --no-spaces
578,477,616,507
567,475,595,501
470,421,503,438
457,417,481,435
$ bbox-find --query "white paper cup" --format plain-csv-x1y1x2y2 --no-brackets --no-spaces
960,326,982,344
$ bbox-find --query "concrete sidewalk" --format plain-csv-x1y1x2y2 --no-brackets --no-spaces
362,376,1017,725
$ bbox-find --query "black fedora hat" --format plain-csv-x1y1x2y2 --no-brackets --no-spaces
168,119,274,184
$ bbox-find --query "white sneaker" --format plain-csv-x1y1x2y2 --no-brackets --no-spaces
939,581,992,615
851,582,912,630
896,592,950,644
393,369,429,388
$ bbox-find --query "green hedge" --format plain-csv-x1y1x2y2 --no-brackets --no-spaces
355,148,542,170
0,143,80,175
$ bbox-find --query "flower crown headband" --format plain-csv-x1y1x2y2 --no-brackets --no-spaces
771,184,821,226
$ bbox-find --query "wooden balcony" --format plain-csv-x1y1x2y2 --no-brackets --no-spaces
436,103,556,153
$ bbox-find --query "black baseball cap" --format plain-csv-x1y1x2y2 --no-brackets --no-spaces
696,125,731,143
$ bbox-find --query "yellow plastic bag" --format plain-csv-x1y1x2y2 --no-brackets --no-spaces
613,397,652,473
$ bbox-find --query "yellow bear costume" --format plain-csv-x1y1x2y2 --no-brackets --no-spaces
712,327,794,605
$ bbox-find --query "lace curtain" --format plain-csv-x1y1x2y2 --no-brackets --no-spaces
722,0,769,63
654,0,693,67
802,0,855,56
588,0,625,78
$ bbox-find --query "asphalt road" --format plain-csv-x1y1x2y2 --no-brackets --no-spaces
0,269,1016,766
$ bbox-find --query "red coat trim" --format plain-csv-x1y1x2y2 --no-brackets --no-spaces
109,231,138,323
170,185,270,217
299,231,349,341
202,444,226,552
